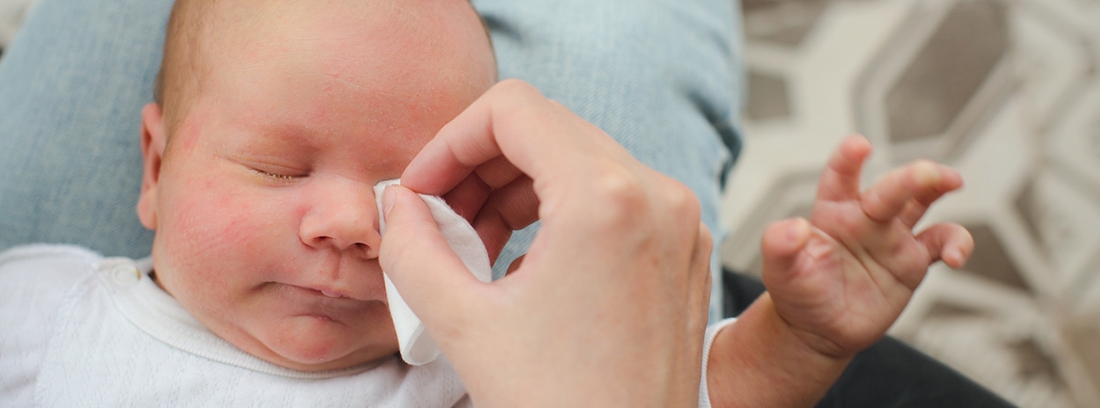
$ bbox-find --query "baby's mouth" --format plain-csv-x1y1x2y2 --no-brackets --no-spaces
301,285,355,300
320,290,345,299
271,281,361,301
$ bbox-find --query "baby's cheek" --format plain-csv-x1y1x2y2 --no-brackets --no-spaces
171,209,266,310
166,190,257,268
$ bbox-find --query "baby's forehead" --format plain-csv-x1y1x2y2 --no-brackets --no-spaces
160,0,496,128
194,1,494,79
204,1,487,43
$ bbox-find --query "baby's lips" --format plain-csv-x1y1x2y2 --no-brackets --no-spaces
291,282,360,300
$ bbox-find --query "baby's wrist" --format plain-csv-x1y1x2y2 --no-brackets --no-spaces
768,296,882,360
781,318,860,361
761,295,857,363
706,293,854,407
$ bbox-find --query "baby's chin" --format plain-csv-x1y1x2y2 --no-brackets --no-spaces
239,311,401,372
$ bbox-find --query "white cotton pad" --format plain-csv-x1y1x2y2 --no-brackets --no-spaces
374,179,492,365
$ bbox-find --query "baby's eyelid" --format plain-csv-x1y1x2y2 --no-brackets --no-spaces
249,166,309,182
261,169,297,180
222,154,310,183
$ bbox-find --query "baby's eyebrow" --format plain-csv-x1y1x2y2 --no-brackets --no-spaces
224,124,320,154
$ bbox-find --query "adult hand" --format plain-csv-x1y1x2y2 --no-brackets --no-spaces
379,80,712,408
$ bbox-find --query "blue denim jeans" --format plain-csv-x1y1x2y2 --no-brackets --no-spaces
0,0,744,320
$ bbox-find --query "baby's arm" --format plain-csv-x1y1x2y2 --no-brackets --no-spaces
705,136,974,407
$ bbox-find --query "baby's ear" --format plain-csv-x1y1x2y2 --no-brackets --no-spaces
137,103,167,230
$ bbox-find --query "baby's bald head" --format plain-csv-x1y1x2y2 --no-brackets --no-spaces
153,0,215,136
153,0,496,139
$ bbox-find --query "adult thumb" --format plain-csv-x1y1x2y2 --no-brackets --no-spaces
378,185,484,336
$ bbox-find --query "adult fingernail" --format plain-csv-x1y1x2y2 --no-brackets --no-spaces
383,185,397,217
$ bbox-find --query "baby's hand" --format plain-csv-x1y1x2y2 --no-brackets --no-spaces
762,135,973,358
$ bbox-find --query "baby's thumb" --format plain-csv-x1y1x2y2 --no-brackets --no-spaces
379,185,482,334
760,218,812,285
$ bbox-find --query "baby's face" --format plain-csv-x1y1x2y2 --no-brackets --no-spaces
137,0,494,371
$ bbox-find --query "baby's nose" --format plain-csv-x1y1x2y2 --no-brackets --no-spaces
299,178,382,259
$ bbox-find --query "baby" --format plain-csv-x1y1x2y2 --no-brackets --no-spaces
0,0,972,406
136,0,495,372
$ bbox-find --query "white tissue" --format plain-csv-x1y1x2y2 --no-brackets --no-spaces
374,179,492,365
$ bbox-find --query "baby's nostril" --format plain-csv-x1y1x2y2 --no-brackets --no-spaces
354,243,368,251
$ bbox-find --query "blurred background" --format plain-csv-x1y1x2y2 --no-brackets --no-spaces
2,0,1098,406
720,0,1100,407
0,0,28,60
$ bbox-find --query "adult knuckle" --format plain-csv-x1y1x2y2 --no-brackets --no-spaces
489,79,556,126
492,78,541,99
697,224,714,252
586,163,648,227
665,181,701,220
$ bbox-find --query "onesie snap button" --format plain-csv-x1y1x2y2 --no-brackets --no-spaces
100,258,141,286
112,265,141,286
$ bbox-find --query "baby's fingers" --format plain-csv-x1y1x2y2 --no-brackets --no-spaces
915,223,974,269
760,218,813,287
816,135,873,202
862,161,962,225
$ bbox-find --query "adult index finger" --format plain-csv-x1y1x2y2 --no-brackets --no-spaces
401,80,615,198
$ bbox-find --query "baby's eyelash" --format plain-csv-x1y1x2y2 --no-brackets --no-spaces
265,172,295,181
253,168,303,183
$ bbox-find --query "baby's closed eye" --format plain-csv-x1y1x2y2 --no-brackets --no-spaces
250,167,307,183
221,154,311,185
